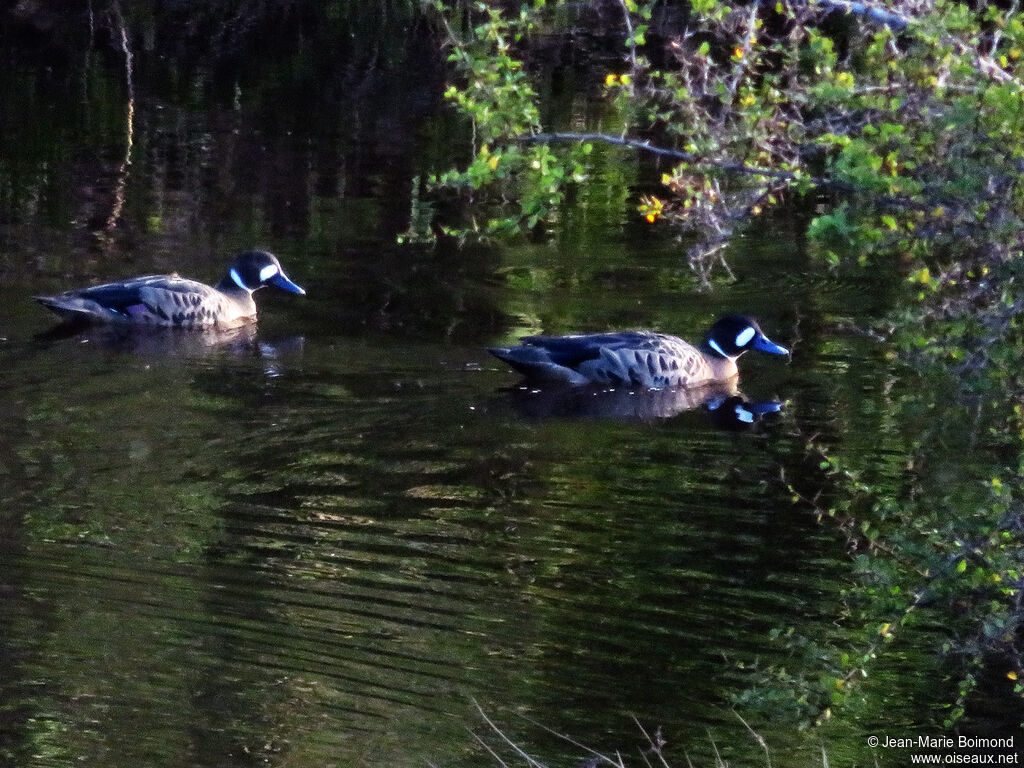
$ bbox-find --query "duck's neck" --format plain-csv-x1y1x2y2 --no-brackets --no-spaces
700,339,740,380
708,355,739,380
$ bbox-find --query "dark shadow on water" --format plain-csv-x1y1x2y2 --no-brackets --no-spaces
494,381,784,428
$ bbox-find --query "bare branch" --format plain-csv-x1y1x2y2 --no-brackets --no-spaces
467,726,512,768
617,0,639,73
517,132,841,188
733,710,772,768
515,711,624,767
806,0,910,32
472,701,550,768
631,715,672,768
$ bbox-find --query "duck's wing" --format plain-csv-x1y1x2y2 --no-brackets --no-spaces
518,331,658,367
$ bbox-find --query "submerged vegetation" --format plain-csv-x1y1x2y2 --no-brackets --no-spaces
426,0,1024,736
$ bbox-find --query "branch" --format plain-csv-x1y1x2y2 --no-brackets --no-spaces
515,711,625,767
807,0,1023,88
807,0,910,32
733,710,772,768
102,1,135,238
617,0,639,73
472,700,550,768
518,131,846,189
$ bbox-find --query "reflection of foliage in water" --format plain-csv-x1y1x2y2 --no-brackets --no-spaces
1,0,446,267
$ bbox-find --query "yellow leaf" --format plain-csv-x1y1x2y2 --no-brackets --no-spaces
605,73,619,86
1008,671,1018,680
909,267,931,285
488,155,500,170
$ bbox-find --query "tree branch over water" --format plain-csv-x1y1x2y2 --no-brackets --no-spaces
806,0,910,32
517,131,844,189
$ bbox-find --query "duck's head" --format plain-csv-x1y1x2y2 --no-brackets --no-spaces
702,314,789,359
224,250,306,295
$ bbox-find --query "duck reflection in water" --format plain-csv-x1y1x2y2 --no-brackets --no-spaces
498,381,784,428
35,321,305,370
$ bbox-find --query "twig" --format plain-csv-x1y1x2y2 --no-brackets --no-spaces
617,0,639,74
473,700,549,768
515,711,623,767
733,710,772,768
631,715,671,768
724,5,760,101
467,726,512,768
708,734,725,768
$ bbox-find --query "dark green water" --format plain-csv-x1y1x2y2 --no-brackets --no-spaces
0,5,1018,768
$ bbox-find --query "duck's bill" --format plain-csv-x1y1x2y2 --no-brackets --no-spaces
747,400,785,415
269,273,306,295
752,334,789,356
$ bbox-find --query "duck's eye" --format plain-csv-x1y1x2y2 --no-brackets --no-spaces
259,264,280,281
735,326,755,347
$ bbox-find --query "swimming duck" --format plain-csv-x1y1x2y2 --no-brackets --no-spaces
488,314,789,388
35,250,305,329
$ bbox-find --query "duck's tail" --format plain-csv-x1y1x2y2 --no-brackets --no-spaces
34,295,100,325
487,346,589,385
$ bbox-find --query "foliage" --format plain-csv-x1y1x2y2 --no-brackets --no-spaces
426,1,1024,272
426,0,1024,730
426,1,593,240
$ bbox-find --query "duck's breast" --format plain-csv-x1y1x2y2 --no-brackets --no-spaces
135,281,255,327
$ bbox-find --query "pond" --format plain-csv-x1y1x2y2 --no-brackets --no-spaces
0,5,1019,768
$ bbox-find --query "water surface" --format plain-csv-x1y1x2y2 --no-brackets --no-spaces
0,6,1014,768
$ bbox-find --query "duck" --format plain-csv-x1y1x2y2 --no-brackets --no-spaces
35,250,305,329
488,314,789,388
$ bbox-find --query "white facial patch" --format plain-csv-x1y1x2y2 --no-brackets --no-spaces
735,326,756,347
229,267,249,290
259,264,279,282
708,338,731,359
